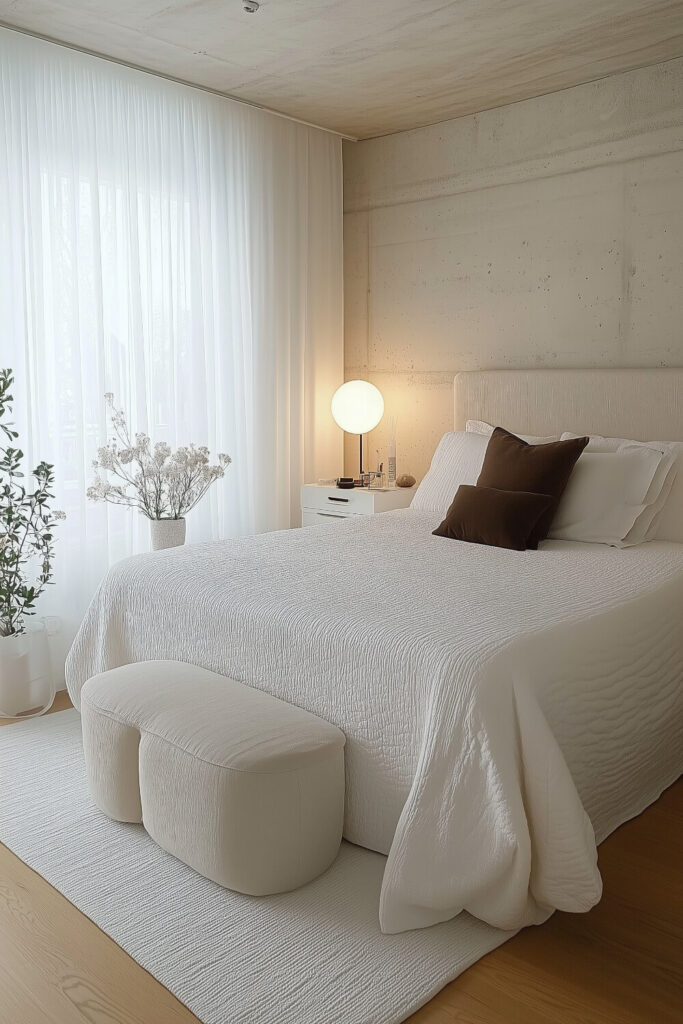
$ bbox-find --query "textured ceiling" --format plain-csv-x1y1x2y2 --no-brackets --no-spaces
2,0,683,138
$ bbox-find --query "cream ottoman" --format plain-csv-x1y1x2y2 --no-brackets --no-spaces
80,660,346,895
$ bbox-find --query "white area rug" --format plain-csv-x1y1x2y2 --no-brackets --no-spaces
0,711,514,1024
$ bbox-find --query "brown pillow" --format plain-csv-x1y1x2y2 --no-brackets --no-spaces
433,485,554,551
476,427,589,547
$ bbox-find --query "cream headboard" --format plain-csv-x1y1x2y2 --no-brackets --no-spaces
454,369,683,442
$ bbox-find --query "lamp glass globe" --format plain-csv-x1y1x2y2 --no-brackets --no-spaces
331,380,384,435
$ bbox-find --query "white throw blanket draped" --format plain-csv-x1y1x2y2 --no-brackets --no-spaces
66,510,683,933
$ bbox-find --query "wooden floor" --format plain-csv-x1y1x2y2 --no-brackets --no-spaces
1,695,681,1024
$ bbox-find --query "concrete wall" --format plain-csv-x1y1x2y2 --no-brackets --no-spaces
342,58,683,480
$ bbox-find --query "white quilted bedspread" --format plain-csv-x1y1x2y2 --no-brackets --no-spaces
66,509,683,934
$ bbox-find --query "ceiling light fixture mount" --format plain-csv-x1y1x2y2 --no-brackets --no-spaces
242,0,259,12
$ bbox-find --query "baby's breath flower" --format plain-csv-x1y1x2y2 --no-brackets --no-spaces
153,441,171,465
87,394,231,520
97,446,116,470
135,432,151,454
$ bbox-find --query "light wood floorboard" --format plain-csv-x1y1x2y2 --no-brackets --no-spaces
1,695,680,1023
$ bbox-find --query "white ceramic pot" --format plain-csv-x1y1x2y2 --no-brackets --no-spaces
150,517,186,551
0,621,53,718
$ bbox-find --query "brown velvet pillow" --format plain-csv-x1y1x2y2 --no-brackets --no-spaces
433,485,554,551
476,427,589,547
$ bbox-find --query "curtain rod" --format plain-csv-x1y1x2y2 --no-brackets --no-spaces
0,22,358,142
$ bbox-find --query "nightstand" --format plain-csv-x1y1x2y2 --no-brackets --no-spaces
300,484,415,527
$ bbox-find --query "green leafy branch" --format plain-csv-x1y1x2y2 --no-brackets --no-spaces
0,369,65,637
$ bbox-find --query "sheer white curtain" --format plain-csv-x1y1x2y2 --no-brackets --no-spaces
0,28,343,667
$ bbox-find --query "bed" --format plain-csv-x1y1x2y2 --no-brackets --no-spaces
66,368,683,935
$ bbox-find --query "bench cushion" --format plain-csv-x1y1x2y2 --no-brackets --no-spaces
81,660,346,895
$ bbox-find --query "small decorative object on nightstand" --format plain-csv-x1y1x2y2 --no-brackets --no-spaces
396,474,416,488
301,483,414,527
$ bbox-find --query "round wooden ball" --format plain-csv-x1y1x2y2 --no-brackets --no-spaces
396,474,416,488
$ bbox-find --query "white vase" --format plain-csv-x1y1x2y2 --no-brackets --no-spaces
0,621,54,718
150,517,186,551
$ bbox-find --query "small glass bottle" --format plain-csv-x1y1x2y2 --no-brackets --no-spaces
387,439,396,486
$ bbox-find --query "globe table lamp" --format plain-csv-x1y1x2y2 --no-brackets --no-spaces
331,380,384,481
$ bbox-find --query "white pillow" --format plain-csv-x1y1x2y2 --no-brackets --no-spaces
412,431,489,513
467,419,559,444
549,447,673,546
561,432,682,543
561,431,667,452
465,419,499,436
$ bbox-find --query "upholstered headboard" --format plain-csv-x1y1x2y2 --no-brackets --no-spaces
454,369,683,442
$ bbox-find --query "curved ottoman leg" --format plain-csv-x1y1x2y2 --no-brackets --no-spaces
81,698,142,822
138,732,226,884
138,733,345,895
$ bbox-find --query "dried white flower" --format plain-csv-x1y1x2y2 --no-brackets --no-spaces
153,441,172,466
134,432,151,455
87,394,231,520
96,446,116,470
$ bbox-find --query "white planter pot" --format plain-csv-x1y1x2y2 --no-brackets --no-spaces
0,621,54,718
150,517,186,551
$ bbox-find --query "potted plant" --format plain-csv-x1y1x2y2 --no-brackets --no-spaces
0,369,65,717
87,393,231,550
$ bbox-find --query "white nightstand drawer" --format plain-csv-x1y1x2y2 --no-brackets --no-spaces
302,486,375,515
300,484,415,525
301,509,354,527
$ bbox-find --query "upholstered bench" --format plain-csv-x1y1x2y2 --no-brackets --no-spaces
80,660,346,895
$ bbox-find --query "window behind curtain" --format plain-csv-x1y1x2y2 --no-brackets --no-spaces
0,28,343,672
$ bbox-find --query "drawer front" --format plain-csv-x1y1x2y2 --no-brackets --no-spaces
302,508,353,527
301,485,374,515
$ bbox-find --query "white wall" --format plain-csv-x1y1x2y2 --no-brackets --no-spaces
343,58,683,480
